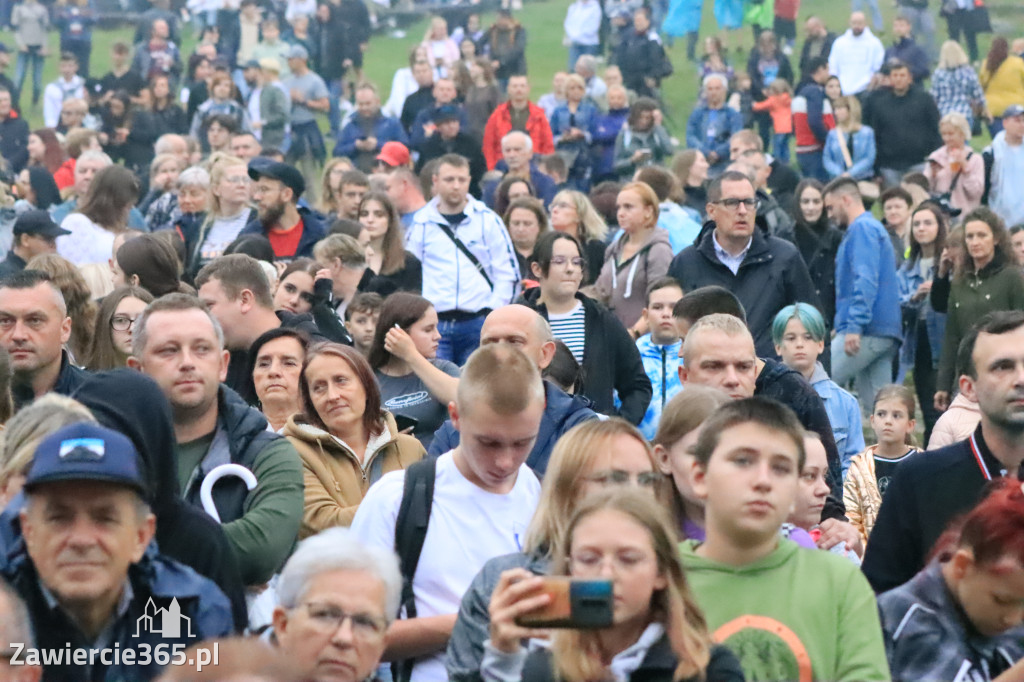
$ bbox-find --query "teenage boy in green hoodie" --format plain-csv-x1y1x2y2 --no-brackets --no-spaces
680,397,890,682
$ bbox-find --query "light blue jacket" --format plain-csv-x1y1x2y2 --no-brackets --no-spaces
896,256,947,369
809,362,865,479
658,201,702,254
834,212,902,340
636,334,682,440
823,126,877,180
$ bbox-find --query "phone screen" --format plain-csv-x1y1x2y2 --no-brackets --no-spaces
515,577,613,629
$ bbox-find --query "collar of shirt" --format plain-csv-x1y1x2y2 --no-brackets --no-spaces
39,575,134,649
712,230,752,275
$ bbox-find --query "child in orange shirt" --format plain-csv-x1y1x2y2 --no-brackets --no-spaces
752,78,794,163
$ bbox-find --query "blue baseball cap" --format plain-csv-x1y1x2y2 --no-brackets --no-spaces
25,423,146,495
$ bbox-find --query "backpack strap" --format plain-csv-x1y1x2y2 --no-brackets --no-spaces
391,456,438,682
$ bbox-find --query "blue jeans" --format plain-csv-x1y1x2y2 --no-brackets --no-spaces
437,314,486,366
568,43,599,71
797,150,827,182
852,0,883,30
772,133,791,163
15,47,44,102
327,78,344,136
831,334,898,416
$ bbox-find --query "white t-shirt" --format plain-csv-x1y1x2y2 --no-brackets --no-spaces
350,451,541,682
200,210,251,263
57,213,117,266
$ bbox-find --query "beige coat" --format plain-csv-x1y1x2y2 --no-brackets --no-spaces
285,411,425,538
927,393,981,451
844,445,922,548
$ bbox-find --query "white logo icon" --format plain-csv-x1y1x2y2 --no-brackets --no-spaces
133,597,194,638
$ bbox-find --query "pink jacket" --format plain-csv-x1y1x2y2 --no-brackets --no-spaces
927,393,981,450
925,145,985,215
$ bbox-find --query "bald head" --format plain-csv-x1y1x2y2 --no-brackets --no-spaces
850,12,866,34
480,305,556,370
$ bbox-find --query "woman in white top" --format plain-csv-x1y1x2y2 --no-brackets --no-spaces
189,153,255,275
421,16,459,77
58,165,140,267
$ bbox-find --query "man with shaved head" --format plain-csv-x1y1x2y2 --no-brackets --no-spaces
0,270,87,407
427,304,598,474
828,12,885,95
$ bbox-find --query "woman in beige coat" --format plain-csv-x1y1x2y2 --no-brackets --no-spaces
286,343,424,537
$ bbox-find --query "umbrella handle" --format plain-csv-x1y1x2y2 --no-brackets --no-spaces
200,463,257,523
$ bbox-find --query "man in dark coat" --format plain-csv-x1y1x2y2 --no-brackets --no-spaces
416,105,487,198
613,7,671,98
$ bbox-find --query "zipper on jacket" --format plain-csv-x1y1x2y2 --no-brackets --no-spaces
660,347,667,408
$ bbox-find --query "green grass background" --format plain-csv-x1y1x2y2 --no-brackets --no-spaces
4,0,1019,134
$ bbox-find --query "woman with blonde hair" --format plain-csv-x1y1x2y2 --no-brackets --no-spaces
189,154,255,276
318,157,355,219
548,189,608,285
0,394,95,508
485,488,743,681
421,15,459,76
822,95,877,182
446,418,666,680
25,253,97,364
930,40,988,129
595,181,672,330
925,112,985,214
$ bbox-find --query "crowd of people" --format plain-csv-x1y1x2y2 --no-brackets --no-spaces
0,0,1021,680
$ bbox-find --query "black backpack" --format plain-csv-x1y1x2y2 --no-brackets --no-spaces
391,457,438,682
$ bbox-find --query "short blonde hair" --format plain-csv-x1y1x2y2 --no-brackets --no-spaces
937,40,969,69
681,313,753,365
456,344,543,416
940,112,971,141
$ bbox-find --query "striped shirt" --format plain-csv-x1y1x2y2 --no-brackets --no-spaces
548,302,587,362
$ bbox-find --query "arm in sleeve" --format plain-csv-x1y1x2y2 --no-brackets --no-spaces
263,87,289,129
822,131,844,178
929,272,951,312
300,460,359,533
861,462,924,593
447,566,498,682
481,113,501,170
834,567,892,681
612,320,653,424
784,248,823,312
222,438,304,585
843,459,869,547
483,215,521,308
334,121,360,159
960,152,985,202
806,88,828,144
428,421,457,457
42,85,62,128
848,127,876,179
685,109,703,150
612,128,635,174
935,301,960,394
842,224,882,334
652,124,674,158
714,109,742,160
533,112,554,156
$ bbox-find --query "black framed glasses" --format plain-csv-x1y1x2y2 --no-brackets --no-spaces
711,198,759,211
110,314,139,332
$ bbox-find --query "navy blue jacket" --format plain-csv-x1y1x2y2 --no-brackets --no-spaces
482,162,558,209
884,37,931,83
428,380,598,475
239,205,327,259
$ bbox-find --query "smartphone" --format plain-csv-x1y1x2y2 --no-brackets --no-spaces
393,414,419,432
515,577,613,629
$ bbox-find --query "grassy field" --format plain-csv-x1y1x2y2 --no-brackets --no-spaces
2,0,1015,134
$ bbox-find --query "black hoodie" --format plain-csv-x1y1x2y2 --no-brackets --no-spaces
72,370,248,631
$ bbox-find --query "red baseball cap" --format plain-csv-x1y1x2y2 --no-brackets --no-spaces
376,141,411,168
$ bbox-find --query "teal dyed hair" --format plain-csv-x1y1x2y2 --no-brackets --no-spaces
771,304,827,346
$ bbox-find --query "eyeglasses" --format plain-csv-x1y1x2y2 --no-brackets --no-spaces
110,314,139,331
583,470,662,488
550,256,585,268
224,175,250,185
711,198,759,211
301,602,387,639
550,201,575,210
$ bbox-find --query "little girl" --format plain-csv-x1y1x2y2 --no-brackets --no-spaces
789,432,862,561
751,78,794,163
844,385,922,548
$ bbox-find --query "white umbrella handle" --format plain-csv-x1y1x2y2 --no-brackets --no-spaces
200,464,257,523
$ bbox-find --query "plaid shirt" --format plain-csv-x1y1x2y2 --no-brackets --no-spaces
145,191,180,233
930,65,986,118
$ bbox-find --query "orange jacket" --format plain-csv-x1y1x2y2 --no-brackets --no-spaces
53,157,75,191
481,101,554,169
752,93,794,134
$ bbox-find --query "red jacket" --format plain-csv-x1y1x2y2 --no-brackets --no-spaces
481,101,554,169
53,157,75,191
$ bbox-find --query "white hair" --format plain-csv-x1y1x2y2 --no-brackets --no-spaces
502,130,532,153
276,528,402,622
77,149,113,167
702,73,728,90
177,166,210,189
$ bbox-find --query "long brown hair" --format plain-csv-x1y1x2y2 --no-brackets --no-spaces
76,165,140,232
299,343,384,437
958,206,1014,280
550,489,713,681
367,292,434,369
358,192,406,276
87,285,154,370
30,128,66,174
985,36,1009,77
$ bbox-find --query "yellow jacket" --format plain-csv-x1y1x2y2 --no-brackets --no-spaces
843,444,921,548
980,55,1024,117
285,411,425,538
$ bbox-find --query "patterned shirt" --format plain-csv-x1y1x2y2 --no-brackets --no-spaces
930,65,986,119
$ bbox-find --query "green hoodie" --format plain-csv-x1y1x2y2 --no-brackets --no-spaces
680,539,890,682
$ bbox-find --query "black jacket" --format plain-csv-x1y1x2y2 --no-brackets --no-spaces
668,223,821,359
521,636,745,682
0,113,29,174
417,132,487,198
799,31,836,79
864,85,942,171
863,425,1003,594
756,358,846,520
748,48,794,101
12,350,88,410
71,370,249,631
788,217,843,326
0,250,25,279
768,159,800,214
519,288,652,425
614,30,670,97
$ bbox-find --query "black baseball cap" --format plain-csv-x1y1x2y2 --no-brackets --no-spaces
433,104,460,123
13,210,71,239
248,158,305,198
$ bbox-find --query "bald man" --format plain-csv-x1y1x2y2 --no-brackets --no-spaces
427,305,598,473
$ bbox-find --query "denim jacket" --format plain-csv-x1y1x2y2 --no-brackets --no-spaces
823,126,877,180
809,362,866,479
834,212,902,340
897,257,947,369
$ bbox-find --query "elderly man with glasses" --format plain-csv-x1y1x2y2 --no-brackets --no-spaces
668,169,820,360
271,527,401,682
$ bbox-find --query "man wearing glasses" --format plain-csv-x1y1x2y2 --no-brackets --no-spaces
668,170,819,359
